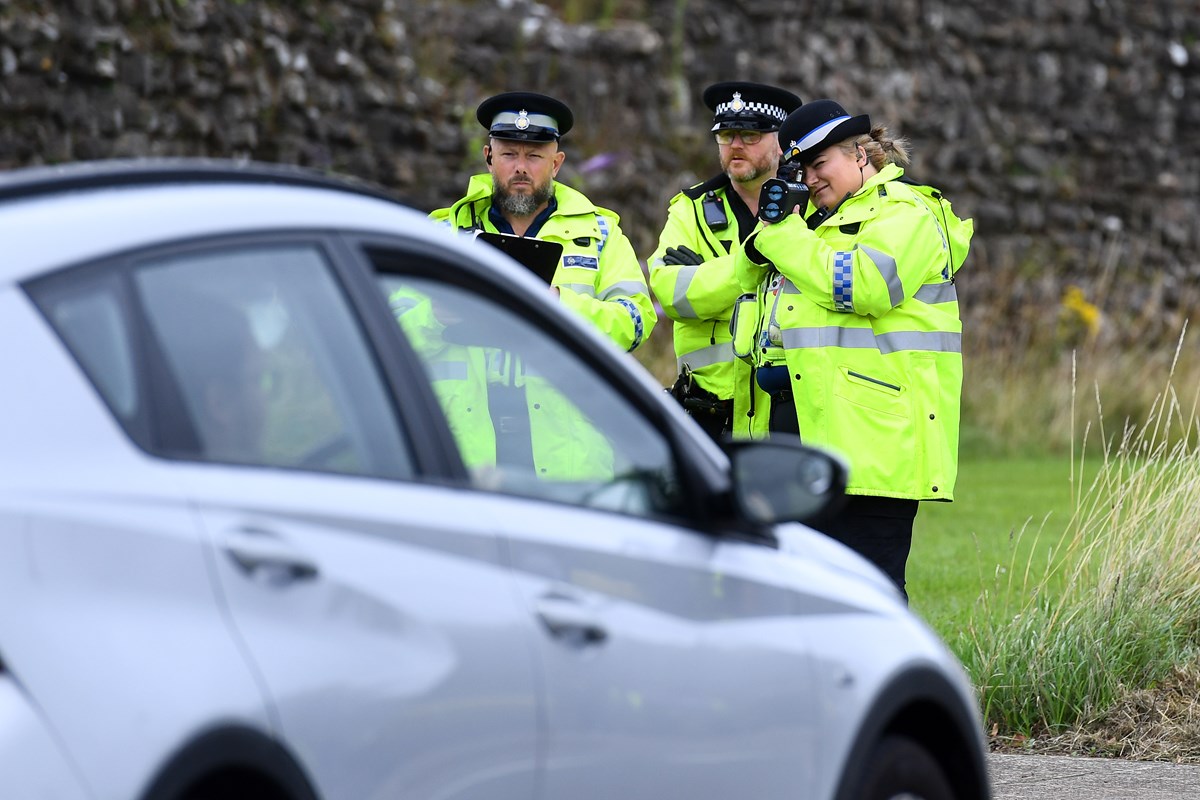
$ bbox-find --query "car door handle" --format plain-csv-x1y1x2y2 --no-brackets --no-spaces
534,594,608,645
222,528,319,584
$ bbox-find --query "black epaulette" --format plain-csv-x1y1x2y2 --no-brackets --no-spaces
898,175,943,200
682,173,731,201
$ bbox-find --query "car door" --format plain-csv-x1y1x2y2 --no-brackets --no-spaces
363,242,824,800
11,271,271,800
121,236,540,800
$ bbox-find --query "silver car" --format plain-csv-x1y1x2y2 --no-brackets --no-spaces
0,160,989,800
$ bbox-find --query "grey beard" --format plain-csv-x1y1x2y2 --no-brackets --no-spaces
494,181,554,218
729,161,769,185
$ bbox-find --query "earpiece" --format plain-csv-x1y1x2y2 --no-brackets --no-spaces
857,146,867,166
485,150,493,166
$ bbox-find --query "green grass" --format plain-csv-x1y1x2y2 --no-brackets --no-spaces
908,454,1101,637
962,431,1200,737
911,370,1200,742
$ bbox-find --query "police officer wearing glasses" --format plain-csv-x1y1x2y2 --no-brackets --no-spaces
649,82,802,441
735,99,974,600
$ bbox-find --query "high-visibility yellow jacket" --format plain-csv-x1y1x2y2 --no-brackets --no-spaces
648,175,770,438
736,163,973,501
432,174,656,353
391,287,613,481
388,290,496,470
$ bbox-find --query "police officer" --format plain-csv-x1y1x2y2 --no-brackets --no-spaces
735,99,974,600
433,91,656,354
649,82,802,441
431,91,654,479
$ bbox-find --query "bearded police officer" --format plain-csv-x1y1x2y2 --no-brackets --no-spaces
433,91,656,353
427,91,654,480
649,82,802,441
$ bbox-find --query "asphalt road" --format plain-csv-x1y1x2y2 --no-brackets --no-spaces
989,753,1200,798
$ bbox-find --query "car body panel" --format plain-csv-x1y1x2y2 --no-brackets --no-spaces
0,677,92,798
500,497,827,798
178,465,541,800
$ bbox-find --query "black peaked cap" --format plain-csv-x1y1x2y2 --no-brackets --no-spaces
703,82,803,132
476,91,574,142
778,99,872,164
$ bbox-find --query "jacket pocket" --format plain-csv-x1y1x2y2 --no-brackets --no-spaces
834,365,907,418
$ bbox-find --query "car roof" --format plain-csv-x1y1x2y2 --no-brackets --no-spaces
0,159,452,284
0,158,406,205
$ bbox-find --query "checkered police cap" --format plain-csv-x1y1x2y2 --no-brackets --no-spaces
703,82,803,133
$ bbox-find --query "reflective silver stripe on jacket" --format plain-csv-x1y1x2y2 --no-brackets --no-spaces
859,244,905,308
428,361,470,381
560,282,596,296
601,280,649,301
560,280,646,300
676,341,732,371
765,280,786,346
672,264,701,319
915,189,951,274
914,282,958,305
389,296,419,316
780,326,961,354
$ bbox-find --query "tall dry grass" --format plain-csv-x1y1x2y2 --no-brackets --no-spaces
962,327,1200,456
953,328,1200,740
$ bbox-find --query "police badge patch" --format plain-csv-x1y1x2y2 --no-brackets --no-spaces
562,255,599,270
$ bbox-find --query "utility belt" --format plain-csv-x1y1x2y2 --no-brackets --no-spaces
681,384,733,421
669,365,732,440
756,364,799,436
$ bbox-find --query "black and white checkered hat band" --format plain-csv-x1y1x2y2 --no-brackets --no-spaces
714,101,787,121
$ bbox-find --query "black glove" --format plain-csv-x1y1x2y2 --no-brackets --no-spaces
662,245,705,266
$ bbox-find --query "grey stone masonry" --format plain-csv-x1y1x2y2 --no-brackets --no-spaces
2,0,1197,349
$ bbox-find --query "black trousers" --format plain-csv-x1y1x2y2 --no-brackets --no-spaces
768,391,799,435
809,495,918,602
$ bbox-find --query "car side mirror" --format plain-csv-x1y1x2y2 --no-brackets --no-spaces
723,440,847,525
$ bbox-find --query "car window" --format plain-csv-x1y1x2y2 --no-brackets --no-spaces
133,244,413,477
374,263,682,517
37,277,139,421
32,242,414,480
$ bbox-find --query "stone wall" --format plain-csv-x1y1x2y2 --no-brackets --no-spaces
2,0,1198,350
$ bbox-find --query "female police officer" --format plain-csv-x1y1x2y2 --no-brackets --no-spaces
734,99,973,600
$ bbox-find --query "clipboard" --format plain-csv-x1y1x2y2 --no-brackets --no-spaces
474,231,563,283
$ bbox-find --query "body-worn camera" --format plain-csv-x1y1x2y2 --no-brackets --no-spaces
757,162,809,224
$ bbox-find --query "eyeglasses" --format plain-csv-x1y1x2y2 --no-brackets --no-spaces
714,129,764,146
